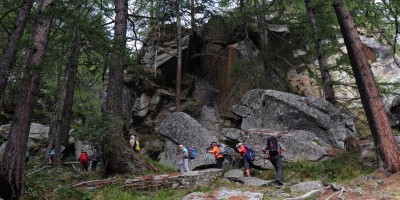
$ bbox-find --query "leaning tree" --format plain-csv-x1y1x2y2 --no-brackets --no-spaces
333,0,400,173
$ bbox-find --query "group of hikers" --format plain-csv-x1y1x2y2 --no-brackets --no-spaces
177,136,286,185
74,135,141,174
48,145,102,174
76,147,101,173
55,133,285,185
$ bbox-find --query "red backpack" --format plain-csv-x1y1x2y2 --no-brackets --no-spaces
79,152,88,163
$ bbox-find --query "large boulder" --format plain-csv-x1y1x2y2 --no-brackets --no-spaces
0,142,6,159
157,112,218,170
199,106,220,134
221,128,329,167
0,123,49,140
232,89,356,148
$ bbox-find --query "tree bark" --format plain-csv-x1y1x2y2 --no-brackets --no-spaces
305,0,336,103
175,0,182,112
104,0,144,175
333,1,400,173
48,25,80,164
0,0,34,109
0,0,55,198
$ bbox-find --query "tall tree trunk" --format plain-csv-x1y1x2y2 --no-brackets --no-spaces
104,0,140,174
48,25,80,165
0,0,55,198
190,0,196,32
0,0,34,109
305,0,336,102
175,0,182,112
333,1,400,173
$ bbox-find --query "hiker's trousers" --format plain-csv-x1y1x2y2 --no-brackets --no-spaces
179,158,190,172
215,157,224,169
270,155,283,180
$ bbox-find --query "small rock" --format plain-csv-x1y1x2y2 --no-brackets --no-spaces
290,181,323,193
226,177,273,186
223,169,244,178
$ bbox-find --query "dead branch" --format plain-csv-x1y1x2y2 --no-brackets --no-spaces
73,177,121,190
26,166,50,177
338,187,345,199
285,188,324,200
324,190,341,200
124,169,223,190
63,161,80,164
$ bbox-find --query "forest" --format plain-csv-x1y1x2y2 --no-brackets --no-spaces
0,0,400,199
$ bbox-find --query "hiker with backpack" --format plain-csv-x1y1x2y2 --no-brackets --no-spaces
78,149,90,173
236,143,254,177
129,135,140,153
262,136,286,185
177,144,191,172
90,147,101,170
207,142,225,169
49,147,55,164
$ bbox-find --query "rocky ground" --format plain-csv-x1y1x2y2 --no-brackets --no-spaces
319,171,400,200
181,169,400,200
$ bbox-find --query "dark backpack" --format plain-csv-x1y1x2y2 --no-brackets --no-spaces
186,146,196,159
79,152,89,163
217,144,229,156
267,136,279,157
245,146,256,161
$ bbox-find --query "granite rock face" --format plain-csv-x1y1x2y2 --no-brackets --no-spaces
232,89,356,148
157,112,218,170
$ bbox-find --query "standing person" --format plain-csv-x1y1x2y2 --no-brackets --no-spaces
49,147,55,164
78,149,89,173
207,142,224,169
236,143,252,177
90,147,101,170
262,136,286,185
177,145,190,172
129,135,136,152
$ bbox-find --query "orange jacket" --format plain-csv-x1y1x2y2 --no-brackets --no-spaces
212,146,224,159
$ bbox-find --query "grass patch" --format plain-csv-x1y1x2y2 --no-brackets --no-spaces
285,152,374,183
256,152,374,183
92,185,190,200
136,154,175,174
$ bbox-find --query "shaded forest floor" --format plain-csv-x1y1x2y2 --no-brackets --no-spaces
21,152,400,200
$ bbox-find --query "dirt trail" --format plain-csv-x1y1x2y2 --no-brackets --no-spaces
318,171,400,200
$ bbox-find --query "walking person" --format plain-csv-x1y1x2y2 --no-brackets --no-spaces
262,136,286,185
49,147,55,164
129,135,136,152
78,149,90,173
177,145,190,172
207,142,224,169
236,143,252,177
129,135,141,153
90,147,101,170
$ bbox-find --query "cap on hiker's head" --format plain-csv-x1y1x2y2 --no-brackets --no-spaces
236,143,243,148
211,142,217,146
178,145,183,148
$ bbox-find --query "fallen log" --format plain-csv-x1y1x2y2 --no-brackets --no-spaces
124,169,223,190
73,177,121,190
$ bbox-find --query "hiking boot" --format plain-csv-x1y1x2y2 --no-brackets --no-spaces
276,178,284,185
